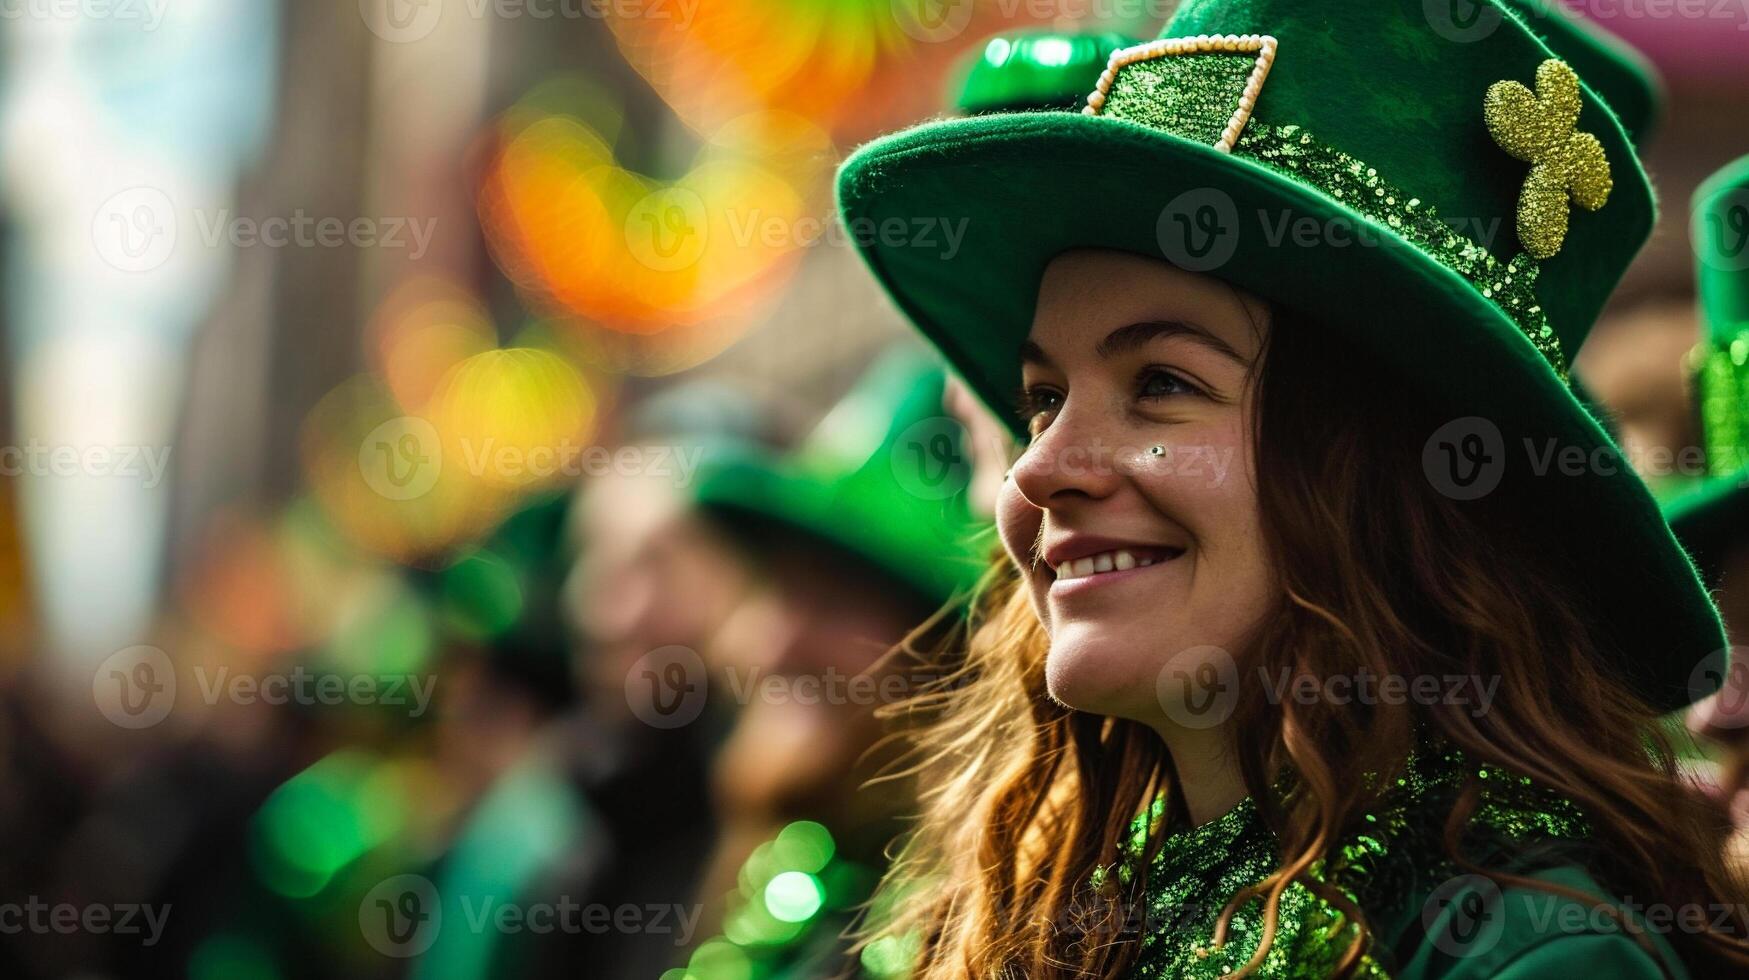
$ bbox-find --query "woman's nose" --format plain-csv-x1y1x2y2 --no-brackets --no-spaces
1009,399,1128,508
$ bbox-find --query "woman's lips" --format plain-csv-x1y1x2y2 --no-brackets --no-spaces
1047,546,1184,593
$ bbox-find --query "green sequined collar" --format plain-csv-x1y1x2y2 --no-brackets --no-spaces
1123,745,1591,979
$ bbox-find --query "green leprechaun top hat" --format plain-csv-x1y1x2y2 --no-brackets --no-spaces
1662,155,1749,586
952,30,1140,116
693,348,987,606
837,0,1723,709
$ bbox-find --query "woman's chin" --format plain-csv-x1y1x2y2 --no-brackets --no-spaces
1043,627,1161,721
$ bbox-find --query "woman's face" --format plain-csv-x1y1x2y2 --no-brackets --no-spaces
997,248,1276,728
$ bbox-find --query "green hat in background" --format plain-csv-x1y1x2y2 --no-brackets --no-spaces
1499,0,1663,145
837,0,1721,708
694,348,988,606
952,30,1140,116
1663,155,1749,585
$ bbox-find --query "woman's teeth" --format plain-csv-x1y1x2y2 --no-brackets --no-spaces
1054,549,1166,581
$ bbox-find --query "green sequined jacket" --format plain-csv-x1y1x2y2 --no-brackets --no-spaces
1125,746,1689,979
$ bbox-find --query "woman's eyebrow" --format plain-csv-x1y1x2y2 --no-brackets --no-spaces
1096,320,1244,363
1019,340,1052,368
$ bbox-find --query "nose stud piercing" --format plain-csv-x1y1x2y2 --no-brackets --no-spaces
1149,445,1166,456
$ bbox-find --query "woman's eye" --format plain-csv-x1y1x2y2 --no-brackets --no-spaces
1137,367,1200,401
1018,385,1063,432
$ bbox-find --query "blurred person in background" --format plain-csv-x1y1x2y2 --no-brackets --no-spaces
518,381,788,979
1575,299,1705,497
679,348,986,979
1667,155,1749,860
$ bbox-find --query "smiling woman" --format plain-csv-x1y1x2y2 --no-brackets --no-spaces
834,1,1749,978
857,247,1749,980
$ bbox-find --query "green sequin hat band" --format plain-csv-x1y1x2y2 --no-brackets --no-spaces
1692,331,1749,478
1086,34,1564,374
1685,156,1749,478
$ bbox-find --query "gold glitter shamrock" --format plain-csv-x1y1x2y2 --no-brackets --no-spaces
1483,59,1613,260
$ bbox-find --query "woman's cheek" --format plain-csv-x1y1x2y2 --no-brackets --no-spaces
1132,425,1246,497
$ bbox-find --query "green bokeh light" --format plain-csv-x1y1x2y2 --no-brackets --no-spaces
253,751,405,898
860,932,921,979
764,871,824,924
771,820,834,874
686,938,752,980
1033,37,1074,67
327,581,433,677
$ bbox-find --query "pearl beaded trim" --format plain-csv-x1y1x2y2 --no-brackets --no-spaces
1083,33,1278,154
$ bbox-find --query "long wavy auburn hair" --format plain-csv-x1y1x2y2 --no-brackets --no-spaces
863,306,1749,978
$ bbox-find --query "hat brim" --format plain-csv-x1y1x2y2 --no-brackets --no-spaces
695,451,988,606
838,109,1723,710
1665,472,1749,590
